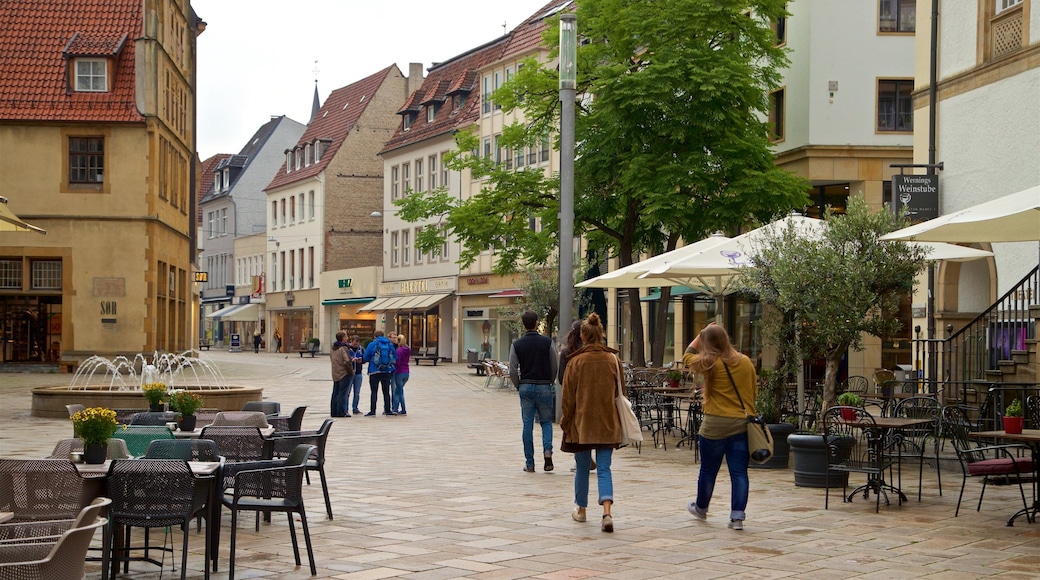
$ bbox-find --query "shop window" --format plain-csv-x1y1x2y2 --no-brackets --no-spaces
0,260,22,289
31,260,62,290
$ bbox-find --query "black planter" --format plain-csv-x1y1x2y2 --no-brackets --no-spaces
177,414,197,432
149,402,164,412
788,433,850,488
750,422,797,469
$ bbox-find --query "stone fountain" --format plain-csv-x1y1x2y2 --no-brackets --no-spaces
31,350,262,418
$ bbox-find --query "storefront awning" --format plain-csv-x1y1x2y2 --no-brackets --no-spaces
488,289,524,298
640,286,701,302
358,293,452,312
206,303,259,321
357,296,403,312
321,297,376,306
404,293,451,311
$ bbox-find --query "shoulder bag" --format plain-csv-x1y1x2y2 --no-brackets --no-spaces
613,355,643,447
723,361,773,464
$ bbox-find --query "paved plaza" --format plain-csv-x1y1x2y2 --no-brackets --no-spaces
1,350,1038,579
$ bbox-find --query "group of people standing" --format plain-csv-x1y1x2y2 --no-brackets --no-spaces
510,310,758,535
330,330,411,418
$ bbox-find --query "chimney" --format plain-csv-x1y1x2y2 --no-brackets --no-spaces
408,62,425,95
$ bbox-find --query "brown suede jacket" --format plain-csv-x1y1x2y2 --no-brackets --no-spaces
561,343,623,448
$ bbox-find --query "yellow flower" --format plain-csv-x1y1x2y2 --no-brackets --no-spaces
71,407,119,445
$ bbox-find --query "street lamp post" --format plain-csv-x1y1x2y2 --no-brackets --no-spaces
559,13,577,337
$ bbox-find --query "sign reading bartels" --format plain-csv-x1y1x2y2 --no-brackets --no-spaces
893,174,939,222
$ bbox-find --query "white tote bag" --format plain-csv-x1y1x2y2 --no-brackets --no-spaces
613,356,643,446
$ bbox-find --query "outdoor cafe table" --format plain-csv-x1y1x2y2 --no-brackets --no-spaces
170,426,276,438
968,429,1040,526
656,390,700,449
845,416,935,506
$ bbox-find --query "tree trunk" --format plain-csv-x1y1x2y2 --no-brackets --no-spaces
650,234,680,366
822,346,847,413
627,290,646,366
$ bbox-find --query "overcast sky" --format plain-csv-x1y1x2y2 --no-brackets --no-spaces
193,0,554,159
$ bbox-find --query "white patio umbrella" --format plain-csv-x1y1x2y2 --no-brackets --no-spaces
0,196,46,235
575,233,732,289
880,185,1040,243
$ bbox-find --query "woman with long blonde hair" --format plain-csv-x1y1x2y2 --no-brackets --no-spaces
683,322,758,531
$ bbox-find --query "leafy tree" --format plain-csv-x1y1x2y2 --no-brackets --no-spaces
397,0,809,365
493,260,592,338
741,197,928,413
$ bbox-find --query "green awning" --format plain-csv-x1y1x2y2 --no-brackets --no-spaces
321,297,376,306
640,286,700,301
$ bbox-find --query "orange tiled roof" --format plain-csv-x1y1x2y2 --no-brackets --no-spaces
266,65,399,191
0,0,144,122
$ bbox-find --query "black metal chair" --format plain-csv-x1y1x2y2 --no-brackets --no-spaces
891,396,943,500
1025,394,1040,430
822,406,895,513
128,411,179,426
144,439,222,463
940,405,1034,518
843,375,869,394
105,459,212,580
268,405,307,433
198,426,271,492
220,444,316,579
241,401,280,415
266,419,335,519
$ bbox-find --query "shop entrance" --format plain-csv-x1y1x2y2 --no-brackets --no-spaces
0,296,62,363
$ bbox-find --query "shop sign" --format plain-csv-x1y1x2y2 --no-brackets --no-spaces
466,276,489,285
338,279,352,288
893,175,939,222
464,309,487,318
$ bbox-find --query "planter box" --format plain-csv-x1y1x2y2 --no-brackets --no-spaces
789,433,851,488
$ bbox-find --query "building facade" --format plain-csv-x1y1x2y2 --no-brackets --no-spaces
0,0,201,366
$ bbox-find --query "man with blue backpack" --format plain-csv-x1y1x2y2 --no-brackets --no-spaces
363,330,397,416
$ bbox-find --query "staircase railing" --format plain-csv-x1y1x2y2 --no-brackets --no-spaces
914,264,1038,404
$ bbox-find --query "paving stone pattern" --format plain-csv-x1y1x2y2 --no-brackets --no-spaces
1,351,1038,578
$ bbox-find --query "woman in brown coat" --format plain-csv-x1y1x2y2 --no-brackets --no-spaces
561,313,622,533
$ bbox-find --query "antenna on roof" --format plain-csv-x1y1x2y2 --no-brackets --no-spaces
503,21,507,35
312,60,320,84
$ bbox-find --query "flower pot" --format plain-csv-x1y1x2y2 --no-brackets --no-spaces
83,442,107,464
789,433,851,488
1003,416,1024,435
149,402,164,412
668,379,680,389
178,414,197,432
840,408,857,421
749,422,797,469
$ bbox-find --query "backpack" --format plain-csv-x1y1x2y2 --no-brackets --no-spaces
372,338,396,373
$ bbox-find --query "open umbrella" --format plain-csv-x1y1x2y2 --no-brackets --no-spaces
0,196,46,235
575,233,731,289
880,185,1040,243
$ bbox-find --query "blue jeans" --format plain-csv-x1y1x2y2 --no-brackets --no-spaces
695,432,750,521
350,373,364,413
574,448,613,508
369,373,392,413
331,376,350,416
519,383,554,467
392,373,409,413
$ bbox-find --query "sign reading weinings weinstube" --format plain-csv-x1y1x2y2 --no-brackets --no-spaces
893,174,939,222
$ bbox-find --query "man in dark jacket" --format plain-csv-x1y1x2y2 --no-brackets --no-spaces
509,310,559,472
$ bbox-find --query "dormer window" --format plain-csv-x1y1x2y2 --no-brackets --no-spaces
403,113,415,131
294,149,302,170
426,104,437,123
285,151,292,173
314,140,323,162
74,59,107,92
305,143,312,166
222,168,230,190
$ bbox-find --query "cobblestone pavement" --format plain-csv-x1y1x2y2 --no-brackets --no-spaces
1,351,1038,578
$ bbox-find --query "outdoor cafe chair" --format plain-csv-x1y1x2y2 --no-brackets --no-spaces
0,497,111,565
890,396,943,500
821,406,895,513
0,518,107,580
48,438,130,461
940,405,1033,518
268,406,307,433
241,401,280,415
843,375,869,395
266,419,335,519
221,444,316,580
210,411,270,429
128,411,179,426
106,459,212,580
0,459,87,522
1025,394,1040,430
112,425,174,458
64,405,85,436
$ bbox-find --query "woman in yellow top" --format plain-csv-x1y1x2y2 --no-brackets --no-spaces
683,323,758,531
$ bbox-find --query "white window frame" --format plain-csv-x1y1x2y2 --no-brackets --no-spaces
441,152,449,188
997,0,1023,14
414,227,424,265
74,59,107,92
428,155,438,190
402,229,411,266
415,158,423,192
308,191,315,220
391,231,400,267
391,165,400,200
402,162,411,196
482,75,492,114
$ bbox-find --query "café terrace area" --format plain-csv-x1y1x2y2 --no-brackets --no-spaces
0,350,1037,579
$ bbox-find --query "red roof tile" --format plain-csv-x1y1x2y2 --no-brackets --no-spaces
266,65,399,191
0,0,144,122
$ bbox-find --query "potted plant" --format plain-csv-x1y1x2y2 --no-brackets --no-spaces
308,337,320,353
751,369,797,469
70,407,119,464
1004,399,1024,434
836,392,862,421
141,382,167,411
169,390,204,431
666,369,683,388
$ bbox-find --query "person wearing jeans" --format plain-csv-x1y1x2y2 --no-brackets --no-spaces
392,336,411,415
509,310,558,473
683,323,757,530
348,336,365,415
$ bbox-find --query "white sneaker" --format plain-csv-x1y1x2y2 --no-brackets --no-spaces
728,519,743,531
687,501,707,520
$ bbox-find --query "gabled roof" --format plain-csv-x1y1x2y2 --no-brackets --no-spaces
203,115,288,203
0,0,145,122
266,65,399,191
197,154,231,223
502,0,572,56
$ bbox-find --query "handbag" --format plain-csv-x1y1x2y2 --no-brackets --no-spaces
613,356,643,447
723,361,773,464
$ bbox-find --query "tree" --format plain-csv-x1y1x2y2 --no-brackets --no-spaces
397,0,809,364
494,260,592,338
741,197,928,413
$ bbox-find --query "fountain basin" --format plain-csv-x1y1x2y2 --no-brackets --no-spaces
31,386,263,418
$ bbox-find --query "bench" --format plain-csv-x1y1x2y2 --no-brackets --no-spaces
413,347,441,365
298,347,319,358
466,350,489,375
199,343,212,351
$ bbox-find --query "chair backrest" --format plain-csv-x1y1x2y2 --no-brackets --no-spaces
241,401,280,415
843,375,869,394
64,404,85,417
233,445,315,506
0,497,109,545
0,518,108,580
821,406,886,470
0,459,87,521
106,459,202,523
48,438,130,460
128,411,179,426
941,405,984,459
144,438,222,462
872,369,896,393
199,426,267,461
211,410,270,428
310,419,334,463
112,425,174,457
1026,395,1040,430
286,406,307,431
892,396,941,450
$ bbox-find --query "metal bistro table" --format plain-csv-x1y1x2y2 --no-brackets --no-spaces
846,416,935,506
968,429,1040,526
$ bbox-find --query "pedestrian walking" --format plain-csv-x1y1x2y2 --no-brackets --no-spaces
363,330,396,416
392,335,411,415
559,320,595,473
348,335,365,415
508,310,558,473
561,313,621,532
252,330,261,353
330,331,353,417
684,322,758,531
273,328,282,353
